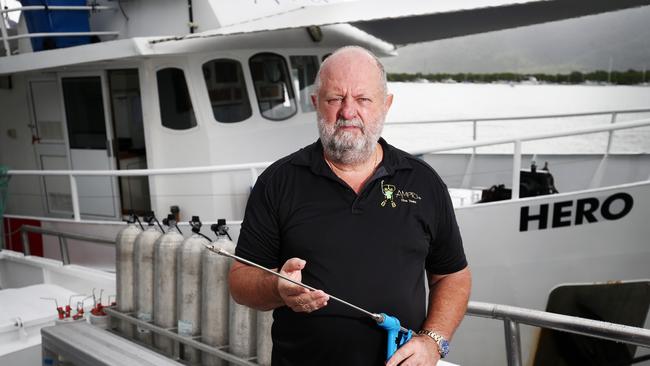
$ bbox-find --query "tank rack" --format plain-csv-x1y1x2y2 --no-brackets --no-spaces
103,307,259,366
42,320,183,366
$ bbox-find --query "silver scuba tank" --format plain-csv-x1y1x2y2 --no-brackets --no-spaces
216,219,258,362
134,212,163,345
201,219,235,366
177,216,208,364
257,311,273,366
153,213,184,356
115,212,143,338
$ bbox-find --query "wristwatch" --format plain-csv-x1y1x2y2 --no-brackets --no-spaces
417,329,450,358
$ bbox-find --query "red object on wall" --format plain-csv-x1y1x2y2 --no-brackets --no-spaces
3,218,43,257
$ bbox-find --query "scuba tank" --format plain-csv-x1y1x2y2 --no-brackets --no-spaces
115,211,143,338
153,213,184,356
201,219,236,366
177,216,208,364
134,212,163,344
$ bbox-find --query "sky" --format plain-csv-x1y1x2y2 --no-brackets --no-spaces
382,5,650,74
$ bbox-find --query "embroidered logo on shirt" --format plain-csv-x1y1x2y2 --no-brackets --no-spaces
380,180,422,208
380,180,397,208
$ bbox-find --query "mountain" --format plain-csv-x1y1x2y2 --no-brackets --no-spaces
382,6,650,74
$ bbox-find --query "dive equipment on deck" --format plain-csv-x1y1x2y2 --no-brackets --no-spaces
204,244,413,361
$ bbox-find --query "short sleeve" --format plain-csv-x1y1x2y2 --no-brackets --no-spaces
236,176,282,269
425,180,468,275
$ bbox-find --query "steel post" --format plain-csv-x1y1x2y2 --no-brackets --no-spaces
511,140,522,199
0,10,10,57
504,318,522,366
58,236,70,265
606,112,618,154
69,175,81,221
21,229,31,256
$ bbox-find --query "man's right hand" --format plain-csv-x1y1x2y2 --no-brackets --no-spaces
278,258,330,313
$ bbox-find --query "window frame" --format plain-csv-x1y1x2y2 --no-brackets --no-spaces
201,57,253,124
155,66,199,132
248,52,298,122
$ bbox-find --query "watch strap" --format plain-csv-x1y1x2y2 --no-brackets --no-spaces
417,329,449,358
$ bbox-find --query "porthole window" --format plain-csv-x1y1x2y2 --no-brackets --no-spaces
249,53,297,121
156,68,197,130
202,59,252,123
289,56,319,113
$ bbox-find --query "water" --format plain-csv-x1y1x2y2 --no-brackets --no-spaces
383,82,650,154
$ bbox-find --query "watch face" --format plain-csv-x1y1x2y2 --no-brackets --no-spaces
439,339,450,358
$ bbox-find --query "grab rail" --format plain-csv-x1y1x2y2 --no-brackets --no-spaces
4,114,650,221
0,4,118,57
17,224,114,265
466,301,650,366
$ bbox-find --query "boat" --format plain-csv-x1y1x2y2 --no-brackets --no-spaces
1,1,650,365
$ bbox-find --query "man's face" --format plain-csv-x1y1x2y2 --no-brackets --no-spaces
312,51,393,165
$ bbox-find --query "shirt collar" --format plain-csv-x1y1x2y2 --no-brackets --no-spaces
291,138,413,176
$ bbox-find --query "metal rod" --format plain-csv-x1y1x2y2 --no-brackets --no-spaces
1,5,115,14
207,245,393,327
511,140,522,200
467,301,650,348
21,230,31,256
6,31,120,41
410,118,650,156
504,318,522,366
19,225,114,246
104,307,258,366
60,236,71,265
606,112,618,154
69,175,81,221
472,120,477,155
0,10,10,57
384,108,650,126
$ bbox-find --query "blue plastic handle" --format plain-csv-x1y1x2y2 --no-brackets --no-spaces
376,312,413,361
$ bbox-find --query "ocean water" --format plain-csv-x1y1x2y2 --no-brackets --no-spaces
383,82,650,154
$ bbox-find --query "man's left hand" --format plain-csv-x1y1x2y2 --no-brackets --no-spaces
386,334,440,366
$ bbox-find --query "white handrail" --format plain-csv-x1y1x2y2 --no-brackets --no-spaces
410,118,650,155
0,4,117,57
384,108,650,125
7,161,273,177
4,116,650,220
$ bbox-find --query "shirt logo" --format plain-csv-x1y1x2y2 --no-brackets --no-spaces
380,180,422,208
380,180,397,208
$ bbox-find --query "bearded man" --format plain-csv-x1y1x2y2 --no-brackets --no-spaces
229,46,471,366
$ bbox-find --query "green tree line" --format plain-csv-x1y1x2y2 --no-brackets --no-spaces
388,70,648,85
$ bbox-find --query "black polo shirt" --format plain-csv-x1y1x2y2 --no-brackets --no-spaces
236,138,467,366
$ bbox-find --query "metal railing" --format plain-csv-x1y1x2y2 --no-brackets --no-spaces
7,162,271,222
16,224,114,265
466,301,650,366
104,307,258,366
407,116,650,199
104,301,650,366
0,4,119,57
4,111,650,221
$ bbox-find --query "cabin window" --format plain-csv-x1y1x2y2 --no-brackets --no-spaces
156,68,197,130
202,59,252,123
289,56,319,113
249,53,297,121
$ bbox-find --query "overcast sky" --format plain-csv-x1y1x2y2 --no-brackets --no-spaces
382,6,650,74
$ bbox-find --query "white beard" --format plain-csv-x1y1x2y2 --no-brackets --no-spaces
317,113,384,165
